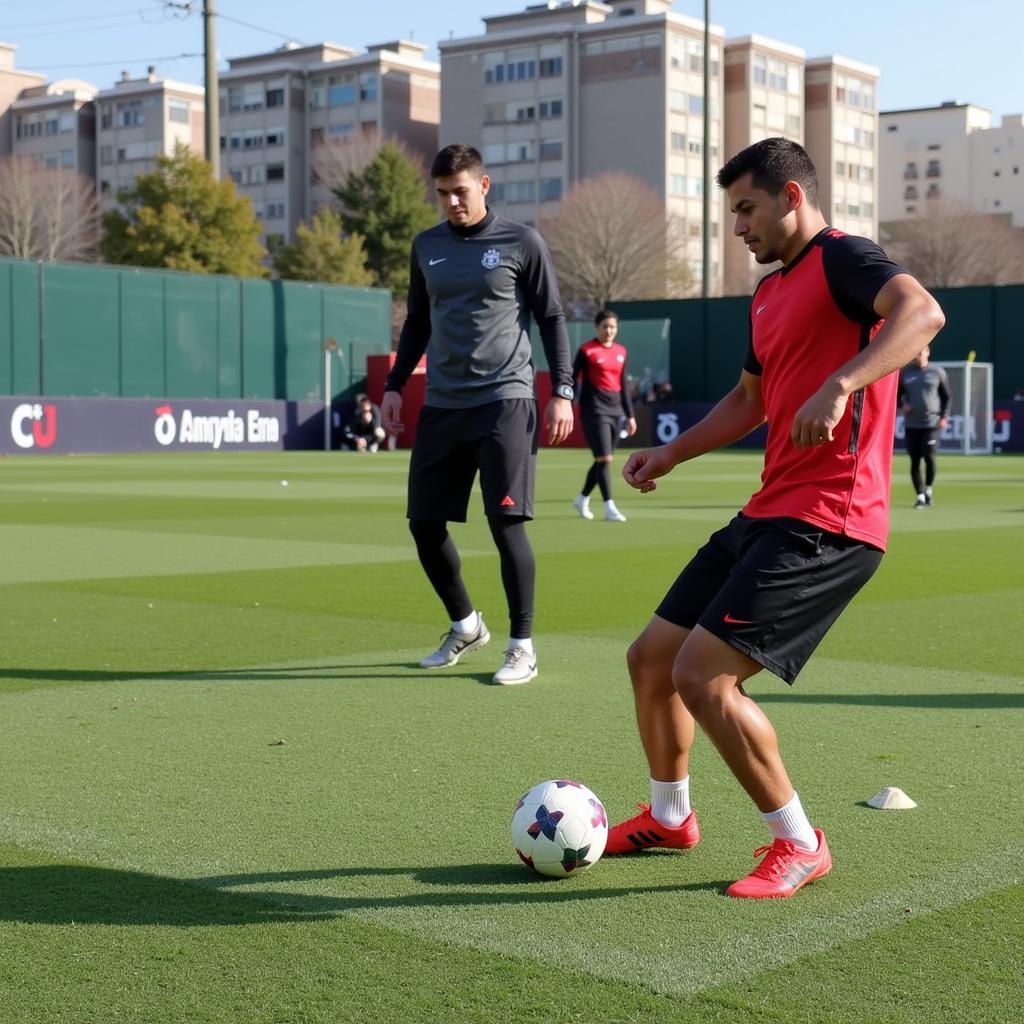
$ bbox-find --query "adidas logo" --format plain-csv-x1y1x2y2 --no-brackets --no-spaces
627,829,665,848
499,496,516,508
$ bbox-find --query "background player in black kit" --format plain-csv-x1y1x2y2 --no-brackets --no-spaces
571,309,637,522
898,345,949,508
381,144,575,686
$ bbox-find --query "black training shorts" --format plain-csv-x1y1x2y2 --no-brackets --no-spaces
655,513,883,684
581,412,619,459
407,398,538,522
905,426,941,462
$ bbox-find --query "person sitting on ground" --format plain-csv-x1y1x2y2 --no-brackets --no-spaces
343,394,386,452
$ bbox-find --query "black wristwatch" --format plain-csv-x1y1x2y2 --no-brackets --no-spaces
554,384,574,401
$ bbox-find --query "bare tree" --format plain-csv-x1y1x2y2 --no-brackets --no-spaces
0,156,99,262
537,173,693,311
884,200,1024,288
311,133,426,203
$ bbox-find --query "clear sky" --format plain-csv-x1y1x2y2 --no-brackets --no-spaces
5,0,1022,120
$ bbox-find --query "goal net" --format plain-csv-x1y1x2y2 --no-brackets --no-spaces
934,361,994,454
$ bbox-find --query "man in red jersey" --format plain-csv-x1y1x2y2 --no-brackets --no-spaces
604,138,945,898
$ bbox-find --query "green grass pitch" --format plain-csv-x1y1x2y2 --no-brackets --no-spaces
1,448,1022,1023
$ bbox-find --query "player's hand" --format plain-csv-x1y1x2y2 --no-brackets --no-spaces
545,397,574,446
791,383,847,449
380,392,404,435
624,417,637,438
623,446,675,493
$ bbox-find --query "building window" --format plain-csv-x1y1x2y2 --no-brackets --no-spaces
539,99,562,118
540,177,562,201
926,159,941,177
328,76,356,106
483,51,505,85
539,56,562,78
267,201,286,220
671,132,686,151
117,100,144,127
168,98,190,124
489,181,505,203
308,80,325,110
59,111,75,133
359,72,378,101
100,180,111,193
266,88,285,108
267,164,285,182
670,174,686,195
100,145,113,165
926,183,941,198
903,162,918,179
506,180,535,203
539,139,562,160
266,128,285,147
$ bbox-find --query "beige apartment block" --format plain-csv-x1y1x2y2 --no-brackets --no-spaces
804,55,879,241
440,0,727,292
96,70,205,208
220,40,439,249
722,35,805,294
11,80,98,178
305,41,440,227
879,102,1024,229
0,42,45,157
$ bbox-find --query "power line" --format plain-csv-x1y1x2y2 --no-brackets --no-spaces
27,52,203,71
215,11,298,43
0,3,167,30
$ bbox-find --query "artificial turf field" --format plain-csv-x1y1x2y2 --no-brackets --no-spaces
1,448,1022,1024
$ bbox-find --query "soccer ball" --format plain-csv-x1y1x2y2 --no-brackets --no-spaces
511,779,608,878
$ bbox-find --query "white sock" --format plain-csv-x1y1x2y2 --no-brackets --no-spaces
925,486,933,497
604,499,618,509
509,637,534,656
650,776,691,827
452,611,479,635
762,792,818,852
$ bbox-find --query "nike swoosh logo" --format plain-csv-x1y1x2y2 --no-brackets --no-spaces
756,303,768,316
428,258,446,266
723,613,754,625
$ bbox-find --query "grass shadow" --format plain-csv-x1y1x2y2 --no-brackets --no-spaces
0,861,725,926
756,691,1024,710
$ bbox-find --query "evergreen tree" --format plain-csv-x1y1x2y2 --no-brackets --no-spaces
273,209,372,286
333,142,436,294
100,142,266,276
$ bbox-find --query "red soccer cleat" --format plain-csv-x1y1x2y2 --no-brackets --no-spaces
605,803,700,855
726,829,832,899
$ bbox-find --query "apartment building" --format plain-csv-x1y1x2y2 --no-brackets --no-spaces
804,55,879,241
95,69,205,206
879,102,1024,229
722,35,805,294
0,42,45,157
11,79,98,177
441,0,726,291
219,40,440,248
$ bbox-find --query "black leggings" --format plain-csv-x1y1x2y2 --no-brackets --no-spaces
905,427,939,493
409,516,535,638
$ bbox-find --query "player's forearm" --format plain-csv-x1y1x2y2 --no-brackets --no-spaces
831,296,945,399
666,385,765,466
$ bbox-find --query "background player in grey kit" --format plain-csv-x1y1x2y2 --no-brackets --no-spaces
381,143,574,685
898,345,949,508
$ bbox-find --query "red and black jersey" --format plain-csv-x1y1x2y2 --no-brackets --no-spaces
742,228,906,550
573,339,634,418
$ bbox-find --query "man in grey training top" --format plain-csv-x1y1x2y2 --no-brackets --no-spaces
381,143,575,685
898,345,949,508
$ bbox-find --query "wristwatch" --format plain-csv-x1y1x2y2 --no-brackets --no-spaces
554,384,574,401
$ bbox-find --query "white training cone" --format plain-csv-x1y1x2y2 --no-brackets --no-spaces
867,787,917,810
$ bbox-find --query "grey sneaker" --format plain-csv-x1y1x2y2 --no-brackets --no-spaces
420,617,490,668
492,645,538,685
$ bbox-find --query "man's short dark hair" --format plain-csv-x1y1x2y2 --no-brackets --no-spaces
716,137,820,208
430,143,485,179
594,308,618,326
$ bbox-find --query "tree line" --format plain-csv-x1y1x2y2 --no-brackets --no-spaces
1,140,1021,313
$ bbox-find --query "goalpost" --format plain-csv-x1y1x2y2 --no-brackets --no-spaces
934,360,994,454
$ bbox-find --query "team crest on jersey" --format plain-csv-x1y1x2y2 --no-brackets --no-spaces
481,248,501,270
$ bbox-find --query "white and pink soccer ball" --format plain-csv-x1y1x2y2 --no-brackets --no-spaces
511,779,608,878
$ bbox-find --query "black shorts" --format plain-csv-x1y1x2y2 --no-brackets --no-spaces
905,426,940,461
581,412,620,458
407,399,538,522
655,514,883,684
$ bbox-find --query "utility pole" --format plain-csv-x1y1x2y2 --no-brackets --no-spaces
701,0,711,301
204,0,219,178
